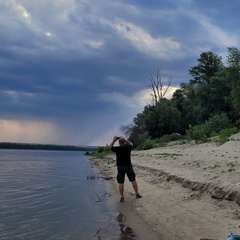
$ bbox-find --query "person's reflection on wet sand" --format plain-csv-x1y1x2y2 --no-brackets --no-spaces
116,213,136,239
116,213,125,223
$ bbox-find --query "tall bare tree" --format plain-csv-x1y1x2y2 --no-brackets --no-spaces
148,68,172,105
119,68,172,145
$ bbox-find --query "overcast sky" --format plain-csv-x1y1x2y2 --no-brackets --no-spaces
0,0,239,146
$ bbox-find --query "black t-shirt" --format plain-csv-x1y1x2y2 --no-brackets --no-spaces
111,145,133,166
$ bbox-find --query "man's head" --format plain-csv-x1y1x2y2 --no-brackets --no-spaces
119,137,126,146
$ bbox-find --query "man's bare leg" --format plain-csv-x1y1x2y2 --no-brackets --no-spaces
132,181,139,194
119,184,125,202
119,183,124,197
132,181,142,199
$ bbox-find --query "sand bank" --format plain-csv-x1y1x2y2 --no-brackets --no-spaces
91,133,240,240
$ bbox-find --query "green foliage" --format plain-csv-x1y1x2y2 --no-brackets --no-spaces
154,136,170,147
186,124,206,142
204,113,232,137
85,146,111,158
226,47,240,112
143,98,182,139
135,138,156,150
128,113,148,146
189,51,223,84
155,133,182,144
138,132,150,143
192,161,201,168
154,152,182,158
193,73,232,121
227,162,236,172
170,132,182,141
219,127,238,138
207,163,221,169
136,133,183,150
213,127,238,145
186,113,233,142
236,118,240,129
156,134,172,143
97,146,108,153
123,47,240,148
134,125,238,150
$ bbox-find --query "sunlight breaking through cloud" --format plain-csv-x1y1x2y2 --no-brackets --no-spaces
0,119,62,144
113,20,181,59
99,86,179,110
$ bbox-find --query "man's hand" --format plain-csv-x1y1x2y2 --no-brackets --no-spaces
114,136,120,141
110,136,119,147
110,136,133,147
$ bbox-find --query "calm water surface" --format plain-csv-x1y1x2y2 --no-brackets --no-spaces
0,149,136,240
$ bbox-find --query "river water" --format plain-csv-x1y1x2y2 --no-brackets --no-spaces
0,149,137,240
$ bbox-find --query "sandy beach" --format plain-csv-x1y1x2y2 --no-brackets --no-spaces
91,133,240,240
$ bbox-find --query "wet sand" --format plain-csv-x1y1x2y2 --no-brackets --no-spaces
104,178,163,240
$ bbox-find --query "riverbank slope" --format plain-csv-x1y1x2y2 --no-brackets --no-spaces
91,133,240,240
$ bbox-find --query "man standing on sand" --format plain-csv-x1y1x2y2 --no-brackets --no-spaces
110,136,142,203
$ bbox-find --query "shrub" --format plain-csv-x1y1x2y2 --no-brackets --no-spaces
186,124,206,142
156,134,172,143
170,133,182,141
186,113,233,143
85,146,111,158
204,113,232,137
136,138,156,150
236,118,240,129
212,127,238,145
219,127,238,138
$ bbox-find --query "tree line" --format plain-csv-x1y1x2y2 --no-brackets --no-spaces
121,47,240,148
0,142,97,151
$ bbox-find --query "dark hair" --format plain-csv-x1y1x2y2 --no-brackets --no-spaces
119,138,125,144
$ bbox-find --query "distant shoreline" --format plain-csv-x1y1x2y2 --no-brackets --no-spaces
0,142,97,151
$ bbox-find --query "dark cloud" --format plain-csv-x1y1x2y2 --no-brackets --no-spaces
0,0,239,145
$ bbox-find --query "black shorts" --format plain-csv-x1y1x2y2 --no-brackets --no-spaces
117,166,136,184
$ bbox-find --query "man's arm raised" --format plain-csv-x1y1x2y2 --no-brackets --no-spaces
110,136,119,148
124,139,133,146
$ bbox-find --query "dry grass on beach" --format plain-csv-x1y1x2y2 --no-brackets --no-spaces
91,133,240,240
